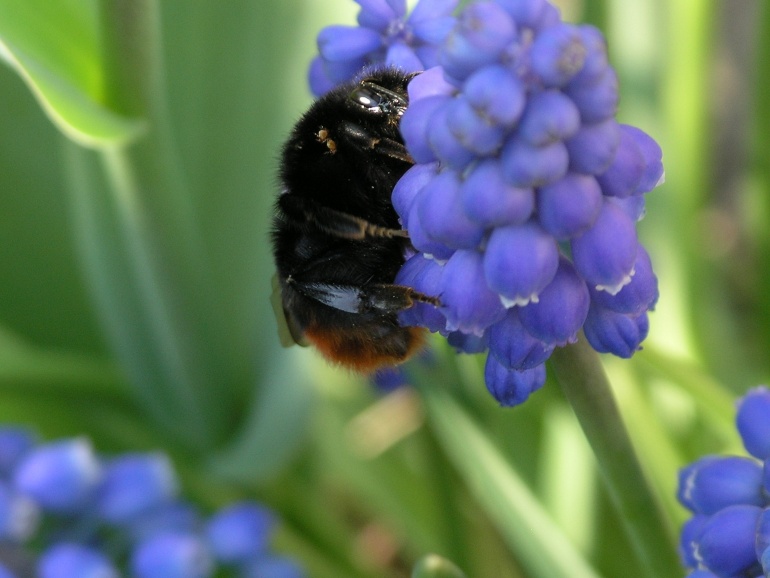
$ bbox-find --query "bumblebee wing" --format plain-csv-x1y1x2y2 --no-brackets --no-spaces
271,273,309,348
291,280,438,315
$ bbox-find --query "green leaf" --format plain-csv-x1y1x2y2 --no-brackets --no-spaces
418,385,603,578
0,0,144,145
412,555,468,578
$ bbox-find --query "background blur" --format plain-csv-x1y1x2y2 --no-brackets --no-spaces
0,1,767,577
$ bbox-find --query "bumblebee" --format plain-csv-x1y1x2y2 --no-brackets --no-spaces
271,68,439,371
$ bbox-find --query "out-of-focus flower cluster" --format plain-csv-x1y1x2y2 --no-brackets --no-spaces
312,0,663,406
677,387,770,578
0,427,304,578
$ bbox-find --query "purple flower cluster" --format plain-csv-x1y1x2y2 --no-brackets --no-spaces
677,387,770,578
0,428,304,578
311,0,663,406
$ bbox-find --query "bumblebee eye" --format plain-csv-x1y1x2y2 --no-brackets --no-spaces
349,83,408,116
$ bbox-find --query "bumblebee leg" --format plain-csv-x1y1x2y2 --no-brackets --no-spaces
289,278,440,314
278,194,409,240
337,120,414,164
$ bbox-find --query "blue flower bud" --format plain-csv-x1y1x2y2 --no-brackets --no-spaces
501,138,569,187
392,163,439,227
440,250,506,335
494,0,549,30
685,572,721,578
518,257,590,345
0,428,35,477
318,26,382,61
427,101,477,169
446,97,506,155
411,14,457,48
755,508,770,562
623,125,664,193
407,66,455,102
596,124,647,198
516,89,581,146
372,366,408,391
571,200,637,294
356,0,401,31
0,563,17,578
529,24,586,87
463,65,526,128
406,200,456,260
565,118,620,174
460,159,534,228
417,171,486,249
408,0,460,28
96,453,178,524
13,438,100,513
308,57,337,96
589,245,658,315
440,2,517,82
736,387,770,460
679,514,708,568
484,355,546,407
206,502,274,564
401,95,450,164
240,556,307,578
447,331,489,353
488,309,554,370
565,67,619,123
483,222,559,306
608,194,646,222
695,505,762,577
0,482,38,541
677,455,764,516
131,532,213,578
762,547,770,578
583,307,648,358
386,42,424,70
570,25,608,85
125,502,201,543
38,544,119,578
537,172,602,239
395,254,447,332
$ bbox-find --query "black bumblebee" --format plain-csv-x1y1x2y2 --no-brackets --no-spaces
271,67,439,371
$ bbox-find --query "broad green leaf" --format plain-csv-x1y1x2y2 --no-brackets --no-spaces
0,0,144,145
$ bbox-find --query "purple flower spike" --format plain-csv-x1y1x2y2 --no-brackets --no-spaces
571,25,608,84
96,453,178,524
516,90,581,146
131,532,213,578
495,0,549,30
755,508,770,561
446,97,506,155
0,428,35,477
126,502,201,543
677,456,764,516
386,42,424,70
206,502,274,564
679,514,708,569
529,24,586,88
447,331,489,354
318,26,382,62
460,159,535,228
537,172,602,239
406,200,456,260
518,257,590,345
13,438,100,513
426,101,477,169
488,309,554,370
565,118,620,175
0,564,16,578
401,95,450,164
355,0,401,31
407,66,456,103
484,355,546,407
696,505,763,578
38,544,119,578
0,482,38,541
501,138,569,187
596,125,646,198
736,387,770,460
623,125,665,193
440,250,506,335
463,65,526,128
583,307,648,358
571,200,638,294
483,222,560,306
417,171,486,249
589,245,658,315
395,254,446,332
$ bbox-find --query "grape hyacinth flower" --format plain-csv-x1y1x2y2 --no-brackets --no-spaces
310,0,459,96
0,426,306,578
311,0,663,407
677,387,770,578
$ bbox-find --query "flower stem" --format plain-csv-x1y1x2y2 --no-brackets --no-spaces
550,337,680,578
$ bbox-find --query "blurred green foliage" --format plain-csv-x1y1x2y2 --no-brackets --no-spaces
0,1,768,577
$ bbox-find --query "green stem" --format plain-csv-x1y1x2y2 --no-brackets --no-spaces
550,337,680,578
